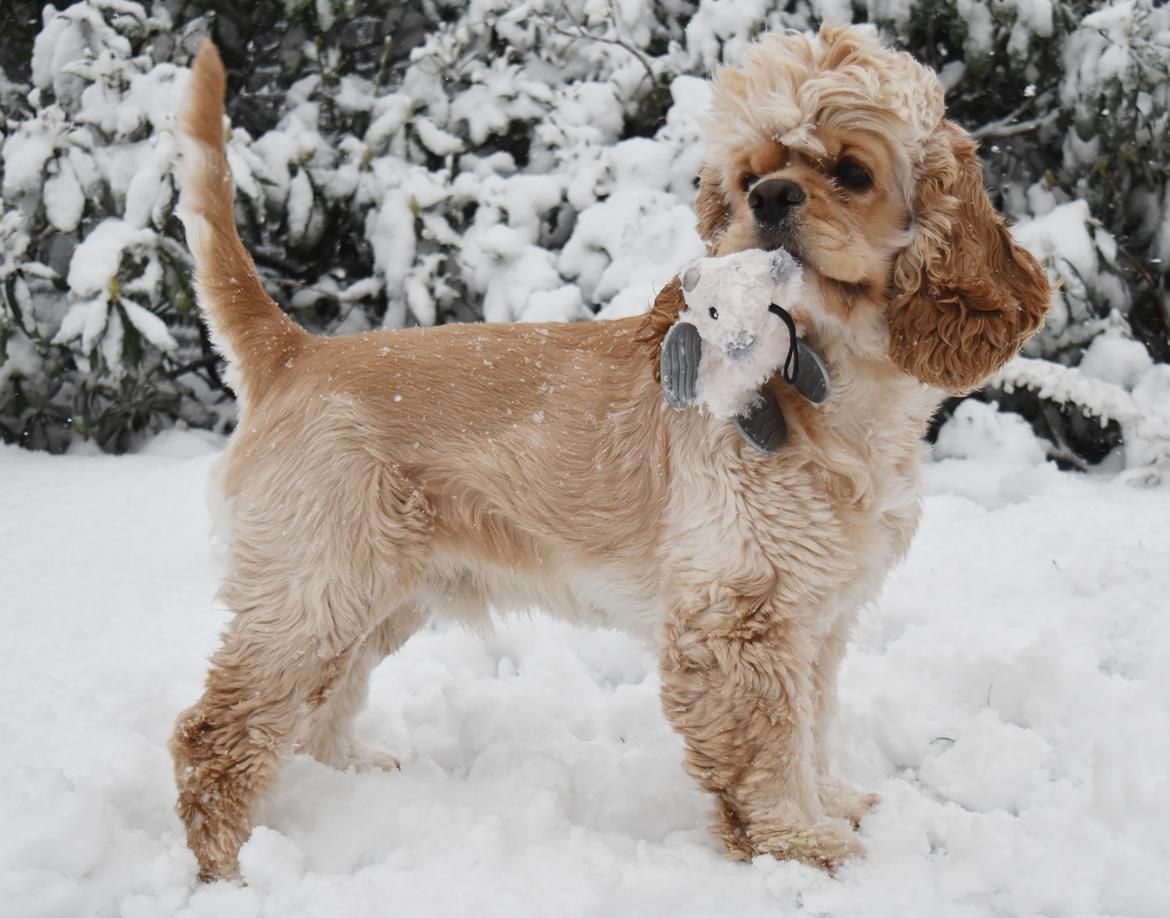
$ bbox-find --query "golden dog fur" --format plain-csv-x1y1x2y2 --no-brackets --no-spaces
171,30,1050,881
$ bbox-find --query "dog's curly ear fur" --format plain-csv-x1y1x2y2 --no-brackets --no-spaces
638,277,687,378
695,166,730,251
887,123,1051,392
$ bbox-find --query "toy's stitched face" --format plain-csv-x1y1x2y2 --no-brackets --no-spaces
682,261,756,353
695,304,760,362
680,252,795,367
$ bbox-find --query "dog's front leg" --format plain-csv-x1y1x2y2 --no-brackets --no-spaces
811,613,880,827
659,586,863,871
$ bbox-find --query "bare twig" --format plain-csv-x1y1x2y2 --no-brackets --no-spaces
972,109,1059,140
1039,400,1091,471
1114,242,1170,334
165,354,221,380
533,2,657,90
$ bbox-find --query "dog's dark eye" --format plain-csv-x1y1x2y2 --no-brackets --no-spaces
740,174,758,192
832,158,873,191
709,307,719,320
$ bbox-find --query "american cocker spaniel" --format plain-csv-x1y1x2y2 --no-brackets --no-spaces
171,28,1050,881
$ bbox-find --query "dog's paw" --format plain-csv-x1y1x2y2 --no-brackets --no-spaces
748,818,865,873
304,738,400,773
818,776,880,828
346,743,401,773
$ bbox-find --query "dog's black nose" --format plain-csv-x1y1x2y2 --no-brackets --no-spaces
749,179,805,225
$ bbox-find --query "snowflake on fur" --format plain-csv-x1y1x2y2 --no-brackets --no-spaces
661,248,804,418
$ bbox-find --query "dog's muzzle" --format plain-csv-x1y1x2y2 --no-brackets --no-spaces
749,179,805,226
750,179,804,252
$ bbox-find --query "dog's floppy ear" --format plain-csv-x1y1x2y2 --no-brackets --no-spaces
638,277,687,379
887,123,1051,392
695,166,730,252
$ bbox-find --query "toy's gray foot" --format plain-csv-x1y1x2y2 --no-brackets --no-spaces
735,397,788,452
793,340,831,404
661,321,701,410
735,346,829,451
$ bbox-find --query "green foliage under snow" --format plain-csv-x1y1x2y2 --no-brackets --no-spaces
0,0,1167,466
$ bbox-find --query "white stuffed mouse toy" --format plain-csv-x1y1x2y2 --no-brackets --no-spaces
660,248,830,451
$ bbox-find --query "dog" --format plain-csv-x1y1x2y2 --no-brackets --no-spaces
171,28,1050,881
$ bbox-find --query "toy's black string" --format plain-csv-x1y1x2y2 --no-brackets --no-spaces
768,303,800,384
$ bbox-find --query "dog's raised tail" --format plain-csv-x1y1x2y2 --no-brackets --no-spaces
177,41,308,407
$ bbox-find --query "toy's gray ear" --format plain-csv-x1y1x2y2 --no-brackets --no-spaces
682,263,702,293
661,322,701,410
770,248,799,284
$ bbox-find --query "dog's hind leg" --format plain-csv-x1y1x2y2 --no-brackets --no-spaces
296,602,429,772
171,460,434,881
171,607,352,881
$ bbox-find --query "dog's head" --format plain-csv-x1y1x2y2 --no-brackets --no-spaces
694,27,1051,392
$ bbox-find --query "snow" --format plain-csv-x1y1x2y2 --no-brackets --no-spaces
560,189,705,310
43,160,85,232
934,399,1047,468
462,223,564,324
811,0,855,26
2,439,1169,917
1128,366,1170,471
413,118,464,157
367,191,418,322
684,0,771,71
1011,200,1130,352
122,299,177,354
993,355,1151,433
1,120,58,198
1058,0,1170,277
520,285,588,324
1078,330,1155,390
1012,201,1097,282
123,133,178,231
286,170,315,248
65,218,155,298
52,294,109,353
991,352,1170,473
1007,0,1055,37
365,94,414,151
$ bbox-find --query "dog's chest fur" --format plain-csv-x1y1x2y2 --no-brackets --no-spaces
656,380,932,638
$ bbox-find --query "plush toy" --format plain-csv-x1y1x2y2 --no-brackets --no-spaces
660,248,830,450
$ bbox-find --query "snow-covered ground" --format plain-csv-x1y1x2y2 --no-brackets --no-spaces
2,424,1169,918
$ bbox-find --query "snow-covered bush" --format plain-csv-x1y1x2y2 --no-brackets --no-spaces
1,0,1167,468
0,3,210,450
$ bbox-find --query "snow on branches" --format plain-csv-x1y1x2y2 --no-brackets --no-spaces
1,0,1167,466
